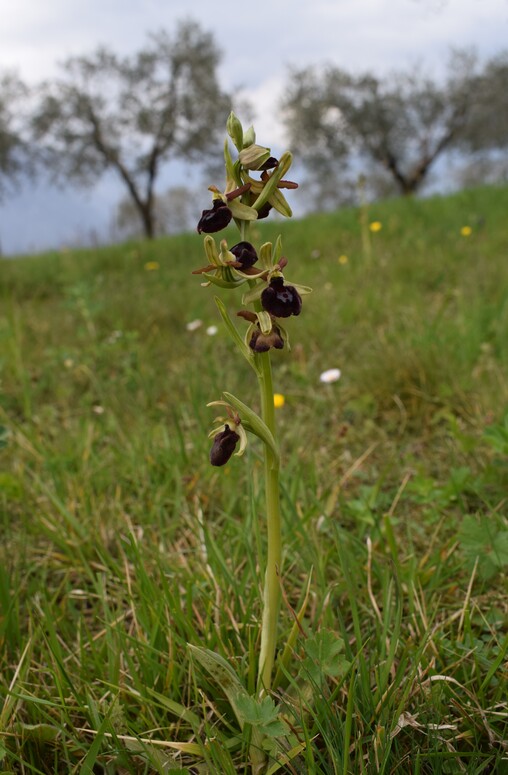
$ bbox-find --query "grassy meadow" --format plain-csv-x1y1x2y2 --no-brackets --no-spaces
1,184,507,773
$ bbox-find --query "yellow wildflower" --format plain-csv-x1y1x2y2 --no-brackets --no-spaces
460,226,472,237
338,254,348,265
369,221,382,232
144,261,160,271
273,393,285,409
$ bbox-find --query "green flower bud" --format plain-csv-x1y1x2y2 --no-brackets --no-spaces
243,125,256,147
226,112,244,152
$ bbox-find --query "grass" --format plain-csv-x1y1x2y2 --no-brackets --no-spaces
0,183,507,773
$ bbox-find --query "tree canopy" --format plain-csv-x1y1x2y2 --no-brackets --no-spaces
33,21,231,238
282,49,508,201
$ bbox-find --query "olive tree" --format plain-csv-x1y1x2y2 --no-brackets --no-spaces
457,51,508,154
111,186,196,240
282,49,508,199
0,72,33,254
0,72,31,200
33,21,231,238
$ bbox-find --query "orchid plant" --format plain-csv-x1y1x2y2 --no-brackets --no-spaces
190,112,312,772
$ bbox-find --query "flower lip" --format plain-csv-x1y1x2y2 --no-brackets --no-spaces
197,200,233,234
209,424,240,466
229,241,258,270
259,156,279,171
249,324,284,353
261,277,302,318
256,202,272,220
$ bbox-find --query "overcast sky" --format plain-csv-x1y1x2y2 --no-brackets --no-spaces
1,0,507,255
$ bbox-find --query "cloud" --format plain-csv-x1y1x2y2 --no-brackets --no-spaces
1,0,507,252
237,74,291,148
2,0,507,85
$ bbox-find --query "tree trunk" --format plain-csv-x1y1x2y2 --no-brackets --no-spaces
85,107,157,240
138,201,155,239
384,151,415,196
383,129,457,196
402,177,423,196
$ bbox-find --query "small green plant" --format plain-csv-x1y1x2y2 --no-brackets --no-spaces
458,514,508,581
191,113,312,770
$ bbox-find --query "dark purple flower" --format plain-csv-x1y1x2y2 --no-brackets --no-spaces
256,202,273,220
261,277,302,318
249,324,284,353
259,156,278,171
197,200,233,234
230,241,258,270
210,424,240,466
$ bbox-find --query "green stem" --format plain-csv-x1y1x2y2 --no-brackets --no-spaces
241,218,282,695
256,350,282,695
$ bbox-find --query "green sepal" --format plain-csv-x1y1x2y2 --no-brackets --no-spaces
222,264,236,284
259,242,273,270
291,282,313,296
233,159,243,183
273,235,283,264
257,310,272,335
235,266,271,280
223,391,280,466
204,273,246,290
252,151,293,214
228,199,259,221
269,187,292,218
203,234,219,266
214,297,255,367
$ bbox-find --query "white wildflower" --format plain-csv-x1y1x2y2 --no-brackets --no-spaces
319,368,341,384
